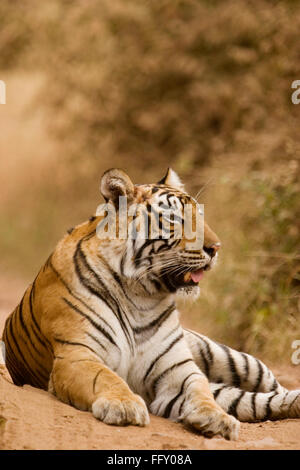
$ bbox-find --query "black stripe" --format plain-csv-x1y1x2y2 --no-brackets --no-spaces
28,281,52,350
54,337,99,356
199,348,210,377
8,311,45,387
213,384,227,400
105,262,162,313
201,337,214,364
83,228,97,241
120,253,126,276
5,354,24,385
133,304,175,334
86,332,107,353
93,370,102,394
265,392,276,419
143,332,183,383
18,294,44,357
183,331,215,374
73,256,128,342
28,282,41,331
74,240,133,351
2,322,26,386
44,254,52,269
161,324,181,343
156,239,177,253
17,335,49,383
281,390,289,407
134,239,161,267
163,372,201,418
50,259,116,336
220,344,241,388
161,270,177,293
242,353,250,383
29,319,49,351
149,277,162,291
15,302,50,382
253,359,264,392
152,359,194,395
62,297,119,350
12,307,49,385
194,336,214,379
271,377,279,392
287,391,300,416
228,390,246,418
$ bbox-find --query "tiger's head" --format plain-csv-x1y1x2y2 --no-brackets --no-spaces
97,168,220,298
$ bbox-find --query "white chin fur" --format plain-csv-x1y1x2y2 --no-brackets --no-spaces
176,285,200,301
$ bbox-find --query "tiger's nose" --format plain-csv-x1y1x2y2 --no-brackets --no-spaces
204,242,221,257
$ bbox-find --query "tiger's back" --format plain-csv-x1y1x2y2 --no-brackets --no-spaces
3,218,99,389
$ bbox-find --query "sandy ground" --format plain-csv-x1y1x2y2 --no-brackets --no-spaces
0,278,300,451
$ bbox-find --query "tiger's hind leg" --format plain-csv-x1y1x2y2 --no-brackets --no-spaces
210,383,300,422
184,329,300,421
49,343,149,426
184,329,286,394
143,333,240,440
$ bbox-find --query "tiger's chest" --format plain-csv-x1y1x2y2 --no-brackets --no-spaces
75,284,179,387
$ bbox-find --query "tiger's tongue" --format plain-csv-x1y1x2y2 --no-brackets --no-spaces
191,269,204,283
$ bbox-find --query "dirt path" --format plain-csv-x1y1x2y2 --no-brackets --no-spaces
0,279,299,450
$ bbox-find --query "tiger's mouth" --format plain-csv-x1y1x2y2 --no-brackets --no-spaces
162,265,210,292
183,268,205,284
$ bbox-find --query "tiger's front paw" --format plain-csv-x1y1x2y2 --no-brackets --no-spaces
92,393,150,426
183,407,239,440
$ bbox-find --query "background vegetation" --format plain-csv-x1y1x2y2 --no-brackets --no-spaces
0,0,299,361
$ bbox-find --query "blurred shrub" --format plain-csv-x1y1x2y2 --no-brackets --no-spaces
5,0,297,180
0,1,33,70
49,1,300,171
240,160,300,354
1,0,300,179
190,160,300,359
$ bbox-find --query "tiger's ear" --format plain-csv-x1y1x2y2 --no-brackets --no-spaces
157,168,185,191
100,168,135,207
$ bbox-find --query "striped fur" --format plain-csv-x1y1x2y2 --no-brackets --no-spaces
184,330,300,421
2,168,299,440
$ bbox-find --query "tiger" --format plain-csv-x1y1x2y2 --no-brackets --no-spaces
2,168,300,441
